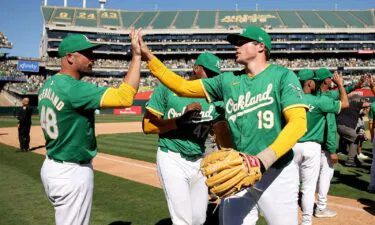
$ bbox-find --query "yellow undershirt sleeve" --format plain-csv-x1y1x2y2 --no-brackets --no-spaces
147,57,206,98
100,83,137,108
270,107,307,157
142,109,177,134
257,107,307,170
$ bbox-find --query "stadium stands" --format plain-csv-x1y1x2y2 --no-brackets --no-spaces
41,7,374,29
5,6,374,99
43,57,375,71
0,32,13,49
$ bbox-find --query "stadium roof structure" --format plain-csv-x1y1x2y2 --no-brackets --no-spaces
42,6,375,34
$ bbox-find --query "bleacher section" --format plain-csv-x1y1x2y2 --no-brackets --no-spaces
42,7,375,29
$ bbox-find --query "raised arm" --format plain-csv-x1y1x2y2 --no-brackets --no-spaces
332,72,349,109
140,35,206,98
100,28,142,108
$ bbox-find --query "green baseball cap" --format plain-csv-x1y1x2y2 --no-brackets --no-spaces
194,52,222,74
315,68,332,81
58,34,102,57
227,26,272,51
297,69,315,81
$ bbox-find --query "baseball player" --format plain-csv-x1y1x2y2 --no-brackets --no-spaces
293,69,348,225
313,68,351,217
38,29,142,225
367,79,375,193
140,26,308,225
142,52,230,225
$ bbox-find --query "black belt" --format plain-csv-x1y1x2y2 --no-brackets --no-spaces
47,155,91,165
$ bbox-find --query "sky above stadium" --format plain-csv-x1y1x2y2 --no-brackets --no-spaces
0,0,374,58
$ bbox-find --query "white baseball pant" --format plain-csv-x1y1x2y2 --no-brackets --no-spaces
156,149,208,225
370,138,375,188
40,156,94,225
317,150,335,210
219,159,299,225
293,142,321,225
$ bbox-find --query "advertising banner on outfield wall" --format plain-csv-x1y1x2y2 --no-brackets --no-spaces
17,60,39,72
114,106,142,115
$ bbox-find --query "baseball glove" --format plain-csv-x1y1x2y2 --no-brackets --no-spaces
201,148,262,199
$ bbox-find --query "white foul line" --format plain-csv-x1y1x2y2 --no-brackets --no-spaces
96,154,157,171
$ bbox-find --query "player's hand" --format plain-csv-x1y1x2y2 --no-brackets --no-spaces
185,102,202,112
176,103,202,128
138,32,153,61
129,27,142,57
330,153,338,165
332,72,344,87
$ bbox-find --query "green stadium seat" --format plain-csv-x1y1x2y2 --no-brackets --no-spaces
153,12,177,29
174,11,196,29
99,10,121,27
133,12,157,28
257,11,282,28
278,11,304,28
316,11,347,28
121,12,141,28
297,11,326,28
75,9,98,27
335,11,365,28
51,8,75,24
350,11,374,27
196,11,216,28
42,7,55,23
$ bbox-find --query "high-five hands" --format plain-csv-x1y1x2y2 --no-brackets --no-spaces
129,27,142,57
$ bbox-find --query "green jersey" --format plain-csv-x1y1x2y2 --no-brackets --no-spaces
320,85,353,100
202,64,306,166
300,94,340,143
38,74,107,162
322,113,337,153
319,89,348,153
368,102,375,120
146,83,224,160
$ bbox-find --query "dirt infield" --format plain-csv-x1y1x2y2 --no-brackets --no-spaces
0,123,374,224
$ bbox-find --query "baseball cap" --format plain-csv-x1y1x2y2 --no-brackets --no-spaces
297,69,315,81
315,68,332,81
58,34,102,58
194,52,222,74
227,26,272,51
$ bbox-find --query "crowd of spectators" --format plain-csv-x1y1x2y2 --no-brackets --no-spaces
6,72,372,95
44,57,375,70
6,75,45,94
0,32,13,49
0,61,24,76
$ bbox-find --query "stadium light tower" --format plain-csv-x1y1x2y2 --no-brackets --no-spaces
99,0,107,9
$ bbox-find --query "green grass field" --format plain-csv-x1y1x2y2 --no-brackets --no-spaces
96,132,374,201
0,115,373,224
0,143,170,225
0,114,144,128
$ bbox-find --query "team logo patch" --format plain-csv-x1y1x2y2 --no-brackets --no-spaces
288,83,303,98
